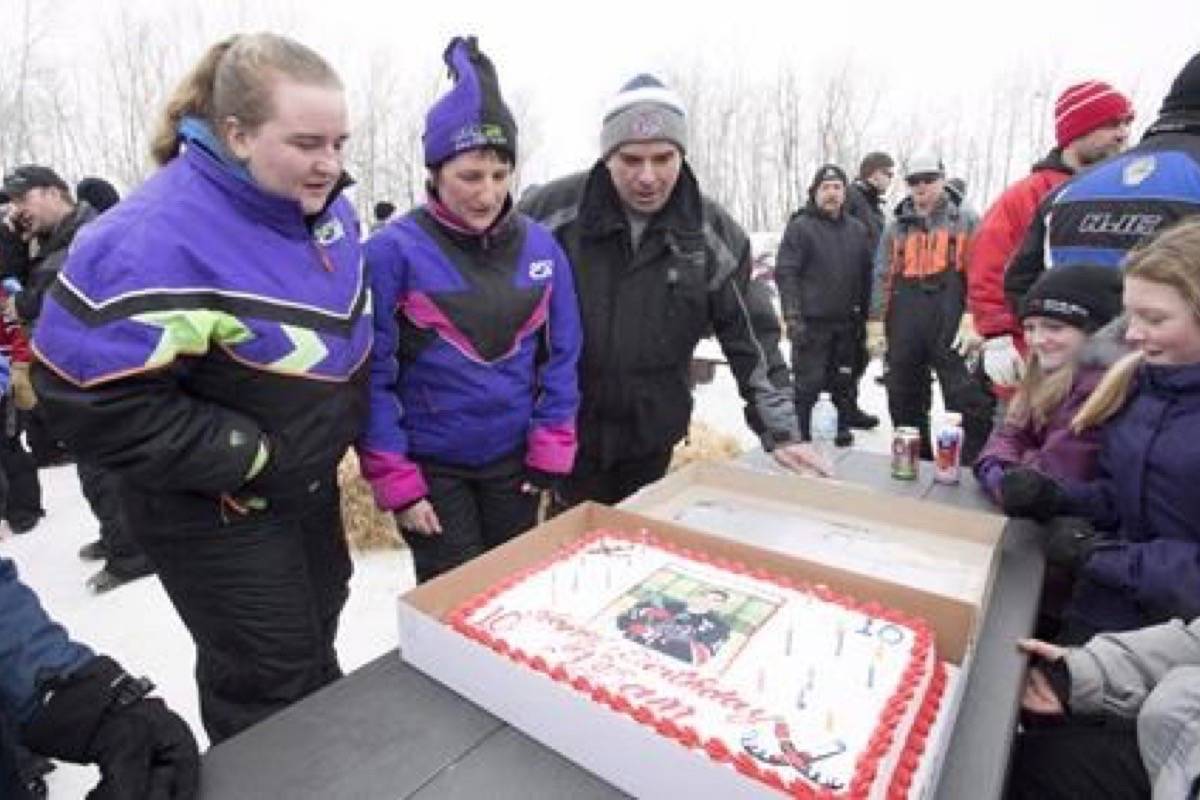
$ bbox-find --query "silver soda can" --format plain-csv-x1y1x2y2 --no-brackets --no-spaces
891,427,921,480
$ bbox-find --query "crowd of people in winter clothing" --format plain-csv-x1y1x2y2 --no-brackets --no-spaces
3,25,1200,800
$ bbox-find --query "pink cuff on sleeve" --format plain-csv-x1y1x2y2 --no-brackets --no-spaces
525,423,577,475
356,448,429,511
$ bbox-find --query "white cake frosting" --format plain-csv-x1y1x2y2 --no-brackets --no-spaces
449,531,947,799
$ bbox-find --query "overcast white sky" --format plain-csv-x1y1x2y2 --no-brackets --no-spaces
35,0,1200,182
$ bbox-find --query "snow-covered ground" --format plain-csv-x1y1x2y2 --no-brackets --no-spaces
3,350,929,797
2,469,415,795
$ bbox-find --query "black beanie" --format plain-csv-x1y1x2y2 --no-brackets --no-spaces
858,151,894,180
1020,264,1124,333
76,177,120,213
1161,51,1200,116
808,163,848,201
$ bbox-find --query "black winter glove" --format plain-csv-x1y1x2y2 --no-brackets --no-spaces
22,656,199,800
1001,468,1067,521
1043,516,1100,573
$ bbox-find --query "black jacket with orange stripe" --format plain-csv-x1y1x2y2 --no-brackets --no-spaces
873,193,978,315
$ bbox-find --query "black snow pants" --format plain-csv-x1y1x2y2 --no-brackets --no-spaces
885,277,993,463
790,318,858,439
123,475,351,744
402,453,538,584
77,460,151,576
0,404,42,530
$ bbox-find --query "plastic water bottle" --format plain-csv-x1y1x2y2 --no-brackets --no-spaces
810,392,838,446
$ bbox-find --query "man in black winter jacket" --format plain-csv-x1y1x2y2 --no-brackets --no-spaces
2,165,153,594
520,74,830,506
845,151,893,256
776,164,876,447
2,166,97,331
844,151,894,398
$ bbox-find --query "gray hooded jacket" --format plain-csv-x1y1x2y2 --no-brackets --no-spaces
1066,617,1200,799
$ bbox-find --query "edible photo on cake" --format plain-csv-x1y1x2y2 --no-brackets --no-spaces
608,566,781,671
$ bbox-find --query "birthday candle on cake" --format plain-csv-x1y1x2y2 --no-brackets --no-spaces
825,708,834,734
785,621,794,656
835,622,846,657
757,666,766,695
806,665,815,692
867,643,882,689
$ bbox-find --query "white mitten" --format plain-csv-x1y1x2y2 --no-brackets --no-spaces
982,335,1024,386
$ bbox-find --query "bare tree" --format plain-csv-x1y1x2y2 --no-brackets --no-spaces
0,0,56,169
92,9,178,187
774,65,806,222
345,51,438,221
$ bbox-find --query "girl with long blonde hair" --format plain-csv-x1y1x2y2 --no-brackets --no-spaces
974,264,1124,505
1002,217,1200,642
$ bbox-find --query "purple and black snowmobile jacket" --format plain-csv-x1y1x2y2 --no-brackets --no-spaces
357,197,581,511
30,143,372,524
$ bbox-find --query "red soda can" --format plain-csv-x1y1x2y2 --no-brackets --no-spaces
891,427,921,480
934,413,963,485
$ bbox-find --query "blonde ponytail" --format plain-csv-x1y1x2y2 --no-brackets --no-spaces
150,37,240,166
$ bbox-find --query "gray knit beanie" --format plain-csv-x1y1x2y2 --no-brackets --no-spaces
600,74,688,157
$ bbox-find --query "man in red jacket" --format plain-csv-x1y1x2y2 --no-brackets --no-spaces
968,81,1132,395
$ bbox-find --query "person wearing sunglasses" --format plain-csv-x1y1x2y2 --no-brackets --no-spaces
875,155,993,463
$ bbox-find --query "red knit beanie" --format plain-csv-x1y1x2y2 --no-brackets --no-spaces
1055,81,1133,147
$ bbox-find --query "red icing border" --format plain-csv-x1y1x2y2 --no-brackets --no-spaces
885,661,949,799
446,528,941,799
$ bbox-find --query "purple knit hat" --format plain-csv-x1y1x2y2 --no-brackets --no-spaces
423,37,517,168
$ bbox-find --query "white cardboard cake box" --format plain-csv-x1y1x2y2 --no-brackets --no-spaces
396,501,988,799
622,461,1003,608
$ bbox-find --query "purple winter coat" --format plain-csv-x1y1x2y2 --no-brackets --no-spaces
1064,361,1200,632
975,329,1125,503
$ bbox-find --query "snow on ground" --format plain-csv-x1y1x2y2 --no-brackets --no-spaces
1,468,414,796
690,340,946,458
3,349,932,797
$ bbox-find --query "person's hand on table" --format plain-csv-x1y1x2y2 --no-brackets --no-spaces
772,441,835,477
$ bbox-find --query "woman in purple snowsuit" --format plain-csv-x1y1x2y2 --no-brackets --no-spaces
357,38,581,583
31,34,371,742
